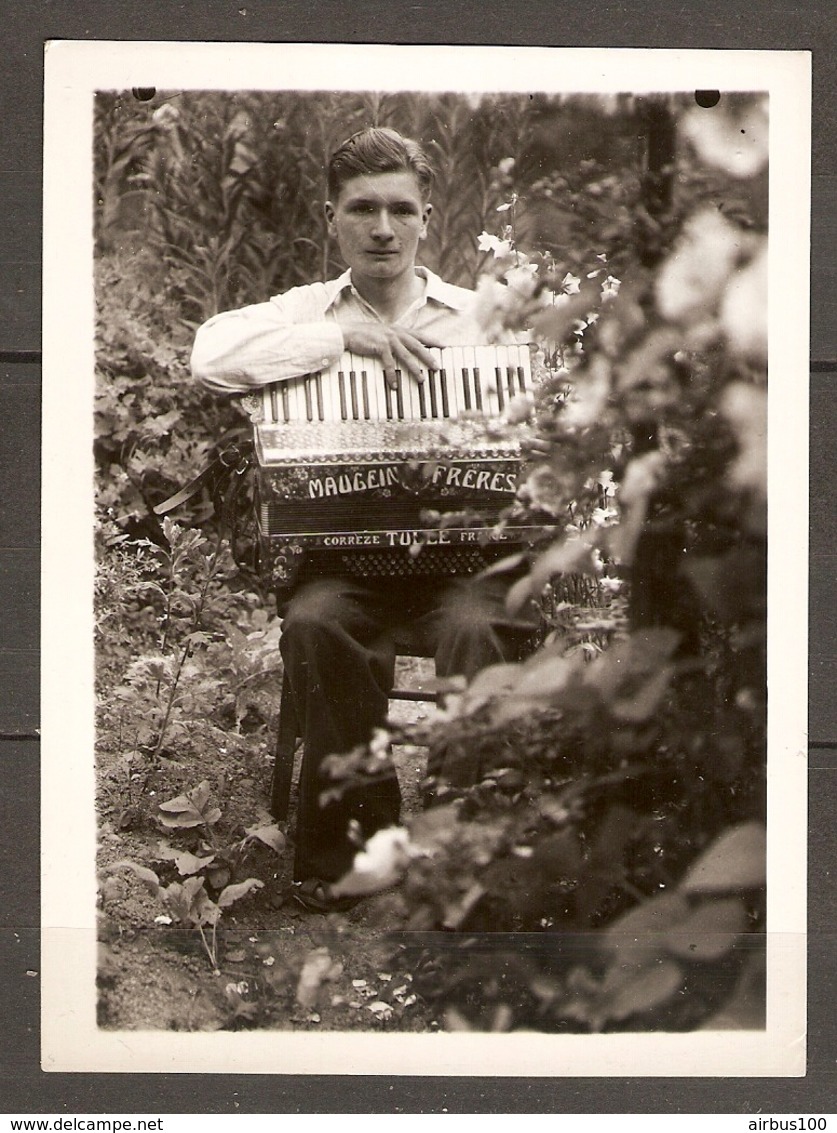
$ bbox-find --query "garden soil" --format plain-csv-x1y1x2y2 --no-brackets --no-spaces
96,661,442,1034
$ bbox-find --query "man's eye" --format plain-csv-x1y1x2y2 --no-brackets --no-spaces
394,205,418,217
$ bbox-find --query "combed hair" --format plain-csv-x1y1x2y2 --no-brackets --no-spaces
327,127,435,201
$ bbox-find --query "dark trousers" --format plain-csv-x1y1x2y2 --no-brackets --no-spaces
279,573,536,883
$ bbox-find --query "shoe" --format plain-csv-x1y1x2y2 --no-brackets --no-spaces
291,878,361,914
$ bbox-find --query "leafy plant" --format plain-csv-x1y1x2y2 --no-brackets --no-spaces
106,780,284,972
319,92,769,1032
109,858,264,973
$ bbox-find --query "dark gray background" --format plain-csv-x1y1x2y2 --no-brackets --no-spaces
1,0,833,1113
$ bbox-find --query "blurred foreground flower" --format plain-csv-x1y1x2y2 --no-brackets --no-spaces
720,382,767,498
720,242,768,361
655,209,742,324
332,826,419,898
681,96,769,180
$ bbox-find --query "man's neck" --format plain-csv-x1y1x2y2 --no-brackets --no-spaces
350,268,424,323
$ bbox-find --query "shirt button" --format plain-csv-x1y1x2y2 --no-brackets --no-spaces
321,358,330,367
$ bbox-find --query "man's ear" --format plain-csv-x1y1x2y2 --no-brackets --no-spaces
420,202,432,239
324,200,336,233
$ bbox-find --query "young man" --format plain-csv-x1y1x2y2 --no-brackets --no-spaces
192,127,536,911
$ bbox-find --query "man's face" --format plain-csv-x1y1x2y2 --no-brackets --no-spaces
325,170,431,286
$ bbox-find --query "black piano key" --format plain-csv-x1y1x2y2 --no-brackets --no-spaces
428,370,439,418
461,368,472,411
349,370,359,419
304,376,314,421
338,369,348,420
418,377,427,419
384,374,394,420
269,384,279,423
315,373,324,421
517,364,527,393
506,366,516,400
494,367,506,411
473,366,483,411
281,383,290,423
439,369,450,417
361,370,370,419
395,370,404,419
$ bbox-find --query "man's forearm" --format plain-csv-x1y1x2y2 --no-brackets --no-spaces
191,302,344,393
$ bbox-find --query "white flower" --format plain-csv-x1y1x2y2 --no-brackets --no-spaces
720,243,768,361
331,827,417,898
591,506,619,527
465,275,516,340
561,272,581,295
152,103,180,127
601,275,621,301
477,231,513,258
681,96,769,180
497,157,516,175
504,263,539,298
561,356,612,429
720,382,766,497
655,210,742,324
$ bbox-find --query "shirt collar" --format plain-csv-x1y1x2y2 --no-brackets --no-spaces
324,267,469,313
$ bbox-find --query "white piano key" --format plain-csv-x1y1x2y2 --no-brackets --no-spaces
286,373,302,423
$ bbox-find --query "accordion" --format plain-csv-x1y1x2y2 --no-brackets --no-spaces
244,344,545,590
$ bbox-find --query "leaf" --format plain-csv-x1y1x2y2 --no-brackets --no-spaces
663,897,749,961
217,877,264,908
182,875,207,904
610,664,675,723
157,780,221,829
175,851,216,876
109,860,161,896
156,843,217,876
680,822,766,894
600,958,683,1024
158,780,211,814
506,535,599,615
603,892,691,962
189,888,221,927
244,823,286,854
476,551,528,580
513,649,574,700
458,662,521,716
161,882,191,922
366,1001,394,1019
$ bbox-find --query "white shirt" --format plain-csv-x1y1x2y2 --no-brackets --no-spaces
191,267,489,394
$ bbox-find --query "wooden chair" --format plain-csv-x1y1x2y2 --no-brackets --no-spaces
269,628,438,822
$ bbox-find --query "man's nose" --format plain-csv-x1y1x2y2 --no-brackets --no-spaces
371,209,395,239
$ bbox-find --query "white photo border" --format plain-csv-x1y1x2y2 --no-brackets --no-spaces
41,41,810,1075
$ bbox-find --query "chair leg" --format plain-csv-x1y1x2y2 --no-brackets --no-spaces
271,672,299,822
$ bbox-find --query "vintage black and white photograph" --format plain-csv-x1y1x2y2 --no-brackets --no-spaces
41,43,808,1074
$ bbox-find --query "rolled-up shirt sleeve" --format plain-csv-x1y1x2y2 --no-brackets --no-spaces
190,295,345,393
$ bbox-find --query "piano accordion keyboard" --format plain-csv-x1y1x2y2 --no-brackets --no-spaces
262,344,530,425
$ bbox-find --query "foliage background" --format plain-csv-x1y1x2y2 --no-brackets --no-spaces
94,88,770,1034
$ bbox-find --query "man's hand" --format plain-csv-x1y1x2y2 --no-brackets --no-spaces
341,323,442,388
